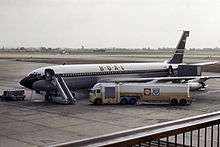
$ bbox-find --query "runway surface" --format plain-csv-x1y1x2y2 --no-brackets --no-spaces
0,59,220,146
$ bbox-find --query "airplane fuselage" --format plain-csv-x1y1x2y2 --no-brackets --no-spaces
20,62,177,92
19,31,191,97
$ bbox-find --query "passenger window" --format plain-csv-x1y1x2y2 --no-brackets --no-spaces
96,89,101,93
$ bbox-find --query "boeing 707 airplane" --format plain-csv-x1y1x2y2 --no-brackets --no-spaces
20,31,219,104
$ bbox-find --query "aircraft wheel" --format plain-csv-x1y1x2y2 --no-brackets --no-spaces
179,99,187,106
129,98,137,105
170,99,178,105
94,98,102,105
120,98,128,105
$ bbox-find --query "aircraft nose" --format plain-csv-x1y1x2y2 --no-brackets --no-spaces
20,76,33,89
20,74,42,89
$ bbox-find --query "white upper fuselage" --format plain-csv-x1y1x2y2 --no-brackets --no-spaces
30,62,179,76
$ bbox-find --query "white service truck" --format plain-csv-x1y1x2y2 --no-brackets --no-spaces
89,82,191,105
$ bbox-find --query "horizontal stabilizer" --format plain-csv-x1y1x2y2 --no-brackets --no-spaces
190,61,219,66
100,76,220,83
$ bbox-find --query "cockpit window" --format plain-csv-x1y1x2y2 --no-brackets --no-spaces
29,72,41,77
96,89,101,93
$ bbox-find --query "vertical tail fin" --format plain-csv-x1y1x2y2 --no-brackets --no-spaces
168,31,190,64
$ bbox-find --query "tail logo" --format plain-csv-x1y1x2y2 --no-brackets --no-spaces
168,31,190,64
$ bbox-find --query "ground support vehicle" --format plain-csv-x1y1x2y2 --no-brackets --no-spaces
89,82,191,105
0,90,25,101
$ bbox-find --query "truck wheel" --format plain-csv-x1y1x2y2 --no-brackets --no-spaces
170,99,178,105
94,99,102,105
129,98,137,105
180,99,187,106
120,98,128,105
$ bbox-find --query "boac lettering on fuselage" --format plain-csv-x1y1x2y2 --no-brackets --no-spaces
99,65,125,71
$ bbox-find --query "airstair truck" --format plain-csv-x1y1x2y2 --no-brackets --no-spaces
89,83,191,105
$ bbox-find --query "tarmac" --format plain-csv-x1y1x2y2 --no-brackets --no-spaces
1,59,220,147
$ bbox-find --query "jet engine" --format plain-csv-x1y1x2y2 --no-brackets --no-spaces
187,81,206,91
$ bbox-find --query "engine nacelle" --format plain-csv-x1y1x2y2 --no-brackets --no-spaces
187,82,204,91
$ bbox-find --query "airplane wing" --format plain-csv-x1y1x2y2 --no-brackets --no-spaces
189,61,219,66
99,76,220,83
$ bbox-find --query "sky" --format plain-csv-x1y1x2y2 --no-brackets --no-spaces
1,0,220,49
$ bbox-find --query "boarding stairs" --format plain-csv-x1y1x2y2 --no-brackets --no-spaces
53,75,76,104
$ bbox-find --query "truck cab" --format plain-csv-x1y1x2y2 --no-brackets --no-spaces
90,83,119,105
89,83,140,105
90,83,102,104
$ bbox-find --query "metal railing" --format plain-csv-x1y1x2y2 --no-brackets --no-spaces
51,111,220,147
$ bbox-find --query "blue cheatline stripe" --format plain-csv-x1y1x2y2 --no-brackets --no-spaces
57,69,168,77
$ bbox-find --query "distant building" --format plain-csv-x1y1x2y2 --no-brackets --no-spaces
93,49,106,53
